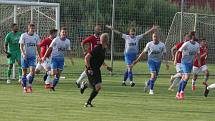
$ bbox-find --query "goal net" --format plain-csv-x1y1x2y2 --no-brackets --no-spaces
165,12,215,63
0,0,60,80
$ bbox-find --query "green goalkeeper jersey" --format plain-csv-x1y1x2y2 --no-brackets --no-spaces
4,31,22,53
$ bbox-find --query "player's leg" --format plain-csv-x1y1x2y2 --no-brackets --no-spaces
128,65,135,87
202,65,209,85
27,57,36,93
20,56,28,93
85,69,102,107
6,53,15,84
176,63,192,99
16,59,22,83
50,58,63,91
191,66,199,91
75,70,87,88
122,53,129,86
168,63,182,91
145,60,157,94
42,59,52,88
6,64,13,84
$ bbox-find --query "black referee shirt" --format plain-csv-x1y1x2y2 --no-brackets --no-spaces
89,44,106,69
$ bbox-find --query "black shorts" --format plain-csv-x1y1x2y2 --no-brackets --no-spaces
86,69,102,87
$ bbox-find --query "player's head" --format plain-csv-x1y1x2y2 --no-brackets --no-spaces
95,24,102,36
28,23,36,35
100,33,109,48
152,32,159,43
200,38,207,47
184,34,191,41
128,27,136,37
11,23,18,32
189,31,196,40
49,29,58,38
60,27,67,39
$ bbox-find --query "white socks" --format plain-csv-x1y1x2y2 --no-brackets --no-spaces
76,71,87,84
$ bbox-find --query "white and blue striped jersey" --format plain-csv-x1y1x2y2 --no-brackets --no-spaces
49,37,71,58
178,41,200,64
122,34,144,54
19,32,40,58
143,41,166,62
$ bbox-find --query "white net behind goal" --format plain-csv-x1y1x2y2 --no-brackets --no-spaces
0,1,59,79
165,12,215,63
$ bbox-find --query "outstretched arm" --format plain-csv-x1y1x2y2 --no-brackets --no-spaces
163,52,169,70
132,51,145,66
171,46,177,61
105,25,122,35
142,25,159,36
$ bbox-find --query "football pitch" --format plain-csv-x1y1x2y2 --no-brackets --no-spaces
0,59,215,121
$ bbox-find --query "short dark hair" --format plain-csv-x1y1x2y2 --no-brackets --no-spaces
28,23,35,28
11,23,17,28
200,37,206,41
49,29,58,35
61,27,66,31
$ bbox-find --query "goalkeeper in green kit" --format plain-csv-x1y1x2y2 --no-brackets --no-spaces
4,23,22,84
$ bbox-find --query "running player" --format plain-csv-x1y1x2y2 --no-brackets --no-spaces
192,38,209,91
75,25,101,88
174,32,200,100
4,23,22,84
35,29,58,88
42,27,72,91
168,34,190,91
19,23,40,93
132,32,169,95
106,25,158,87
80,33,112,107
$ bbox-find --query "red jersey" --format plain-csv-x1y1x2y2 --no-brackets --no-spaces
194,46,208,67
38,37,52,57
175,41,184,63
81,34,100,53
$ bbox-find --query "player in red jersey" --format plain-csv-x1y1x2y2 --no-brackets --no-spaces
168,34,190,91
75,25,102,87
191,38,209,91
35,29,58,88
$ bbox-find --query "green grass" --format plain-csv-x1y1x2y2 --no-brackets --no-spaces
0,59,215,121
0,75,215,121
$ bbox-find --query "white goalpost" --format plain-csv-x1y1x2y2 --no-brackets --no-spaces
165,12,215,63
0,0,60,80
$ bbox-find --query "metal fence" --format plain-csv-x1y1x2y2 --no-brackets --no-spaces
1,0,215,78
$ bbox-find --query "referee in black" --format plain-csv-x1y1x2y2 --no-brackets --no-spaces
81,33,112,107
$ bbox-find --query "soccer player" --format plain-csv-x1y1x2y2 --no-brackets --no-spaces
168,34,190,91
132,32,169,95
174,32,200,100
19,23,40,93
80,33,112,107
192,38,209,91
106,25,158,87
42,27,72,91
4,23,22,84
35,29,58,88
75,25,102,88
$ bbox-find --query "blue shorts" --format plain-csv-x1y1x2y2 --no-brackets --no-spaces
21,56,36,69
51,57,64,70
181,62,193,74
124,53,137,65
147,59,161,76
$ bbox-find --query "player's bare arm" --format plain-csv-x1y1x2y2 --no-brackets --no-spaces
42,47,52,62
171,46,177,61
143,25,159,36
20,43,26,60
85,53,93,74
105,25,122,35
133,51,145,66
102,62,112,72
